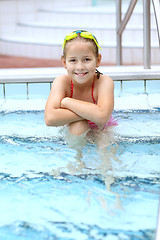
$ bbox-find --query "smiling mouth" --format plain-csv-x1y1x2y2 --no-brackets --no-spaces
75,72,88,76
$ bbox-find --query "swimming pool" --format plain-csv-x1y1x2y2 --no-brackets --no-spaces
0,90,160,240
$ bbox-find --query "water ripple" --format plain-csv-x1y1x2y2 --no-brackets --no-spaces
0,135,160,146
0,220,155,240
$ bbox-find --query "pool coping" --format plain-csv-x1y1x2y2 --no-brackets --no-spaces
0,65,160,83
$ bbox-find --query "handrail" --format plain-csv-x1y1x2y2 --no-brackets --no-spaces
116,0,152,69
143,0,151,69
117,0,137,35
116,0,138,65
116,0,122,65
152,0,160,46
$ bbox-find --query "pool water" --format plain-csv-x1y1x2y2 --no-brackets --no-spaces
0,100,160,240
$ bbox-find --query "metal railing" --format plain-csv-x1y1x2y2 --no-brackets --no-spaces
152,0,160,46
116,0,160,69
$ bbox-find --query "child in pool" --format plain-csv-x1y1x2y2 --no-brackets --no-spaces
45,30,117,136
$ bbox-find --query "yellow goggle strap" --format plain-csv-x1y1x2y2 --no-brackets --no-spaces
62,31,102,50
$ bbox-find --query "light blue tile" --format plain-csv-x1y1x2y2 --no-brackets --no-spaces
146,80,160,94
5,84,27,99
28,83,51,99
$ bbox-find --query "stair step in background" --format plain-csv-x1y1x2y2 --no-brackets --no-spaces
14,21,158,45
0,0,159,65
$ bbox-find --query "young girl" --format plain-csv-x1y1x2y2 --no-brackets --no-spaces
45,30,117,137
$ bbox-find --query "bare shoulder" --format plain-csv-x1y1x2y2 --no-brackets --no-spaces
46,74,71,109
50,74,70,93
52,74,70,87
96,74,114,108
98,74,114,90
101,74,114,84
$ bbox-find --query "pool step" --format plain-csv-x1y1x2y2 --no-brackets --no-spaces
0,1,159,65
35,5,156,27
14,21,158,45
0,34,159,65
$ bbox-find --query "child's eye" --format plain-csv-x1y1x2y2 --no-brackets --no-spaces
84,58,91,62
69,59,76,63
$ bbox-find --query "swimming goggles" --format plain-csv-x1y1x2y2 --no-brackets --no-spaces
62,30,102,50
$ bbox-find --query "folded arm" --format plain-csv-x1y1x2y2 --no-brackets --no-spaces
45,75,114,128
45,108,83,127
45,75,84,127
61,76,114,128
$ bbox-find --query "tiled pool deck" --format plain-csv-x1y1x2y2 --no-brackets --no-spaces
0,55,63,68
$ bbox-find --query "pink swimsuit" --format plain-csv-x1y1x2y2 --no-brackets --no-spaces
70,80,118,129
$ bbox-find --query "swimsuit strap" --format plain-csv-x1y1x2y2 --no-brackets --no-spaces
70,77,96,104
70,80,73,98
91,75,96,104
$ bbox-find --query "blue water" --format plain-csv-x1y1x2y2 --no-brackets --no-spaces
0,107,160,240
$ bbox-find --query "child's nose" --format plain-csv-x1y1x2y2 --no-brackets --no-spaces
76,61,84,69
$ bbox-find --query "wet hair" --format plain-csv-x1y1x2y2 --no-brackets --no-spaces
95,69,103,79
62,30,100,58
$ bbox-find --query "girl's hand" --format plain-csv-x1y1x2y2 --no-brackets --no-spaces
61,97,70,109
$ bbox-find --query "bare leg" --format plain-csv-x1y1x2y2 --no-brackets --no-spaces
64,120,90,174
65,120,90,149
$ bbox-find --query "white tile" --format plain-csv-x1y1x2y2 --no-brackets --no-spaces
151,48,160,64
101,48,116,64
0,1,17,14
17,0,35,13
0,41,6,54
4,42,14,55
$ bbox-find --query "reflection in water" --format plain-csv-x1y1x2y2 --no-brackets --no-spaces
1,109,160,239
51,126,123,212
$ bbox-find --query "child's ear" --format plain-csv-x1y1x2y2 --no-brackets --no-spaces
61,55,67,69
96,54,102,67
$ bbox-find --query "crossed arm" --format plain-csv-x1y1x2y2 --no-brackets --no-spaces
45,75,114,128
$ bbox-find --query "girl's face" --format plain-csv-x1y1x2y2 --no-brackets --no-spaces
61,39,101,85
